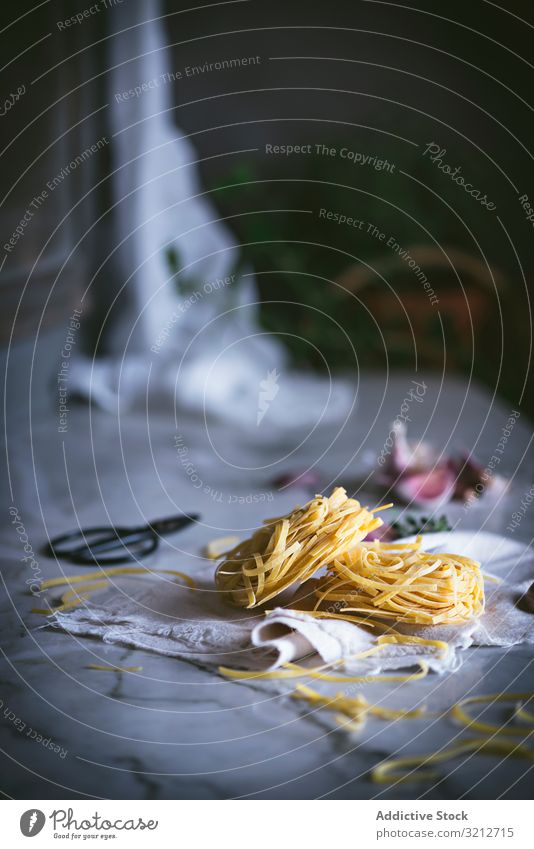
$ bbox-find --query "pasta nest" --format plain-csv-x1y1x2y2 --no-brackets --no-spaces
314,538,484,626
215,487,385,608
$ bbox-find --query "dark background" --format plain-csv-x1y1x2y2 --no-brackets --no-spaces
1,0,533,414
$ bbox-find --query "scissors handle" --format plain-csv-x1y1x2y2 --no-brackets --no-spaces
147,514,199,536
45,526,157,565
46,513,199,565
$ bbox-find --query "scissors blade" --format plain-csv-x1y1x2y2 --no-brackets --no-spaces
148,514,199,536
76,529,151,556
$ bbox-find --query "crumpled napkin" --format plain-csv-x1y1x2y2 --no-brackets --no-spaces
48,532,534,674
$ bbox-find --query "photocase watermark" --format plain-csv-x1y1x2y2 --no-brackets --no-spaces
0,698,68,759
319,207,367,230
150,274,235,354
20,809,46,837
367,222,439,306
265,142,395,172
9,506,43,597
56,0,124,31
421,142,496,212
114,55,261,102
0,83,26,118
257,368,280,426
20,807,159,837
377,380,428,466
463,410,520,511
173,434,273,504
57,308,83,433
46,138,109,192
50,808,158,834
317,210,439,306
3,137,108,255
506,482,534,534
518,193,534,229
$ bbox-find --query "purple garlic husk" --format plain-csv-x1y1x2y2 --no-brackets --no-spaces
379,421,437,481
377,425,510,507
394,463,457,508
365,523,397,542
378,422,456,507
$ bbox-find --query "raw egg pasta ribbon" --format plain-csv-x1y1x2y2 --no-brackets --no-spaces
215,487,389,608
314,538,484,626
292,684,427,731
372,737,534,785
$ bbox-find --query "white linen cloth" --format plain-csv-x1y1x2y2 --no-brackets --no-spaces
48,532,534,674
68,0,354,430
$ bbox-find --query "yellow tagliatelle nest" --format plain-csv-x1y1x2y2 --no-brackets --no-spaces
215,487,387,608
314,537,484,626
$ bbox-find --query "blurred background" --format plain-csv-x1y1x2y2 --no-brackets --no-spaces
1,0,532,416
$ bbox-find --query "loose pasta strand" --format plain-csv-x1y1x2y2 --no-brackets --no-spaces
451,692,534,737
32,568,196,615
218,631,437,683
372,736,534,784
292,683,427,730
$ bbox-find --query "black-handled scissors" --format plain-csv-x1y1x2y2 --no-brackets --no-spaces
45,514,199,565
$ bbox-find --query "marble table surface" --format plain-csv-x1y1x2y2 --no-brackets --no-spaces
2,329,534,799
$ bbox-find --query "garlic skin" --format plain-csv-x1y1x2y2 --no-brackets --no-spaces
394,465,457,508
377,422,509,507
